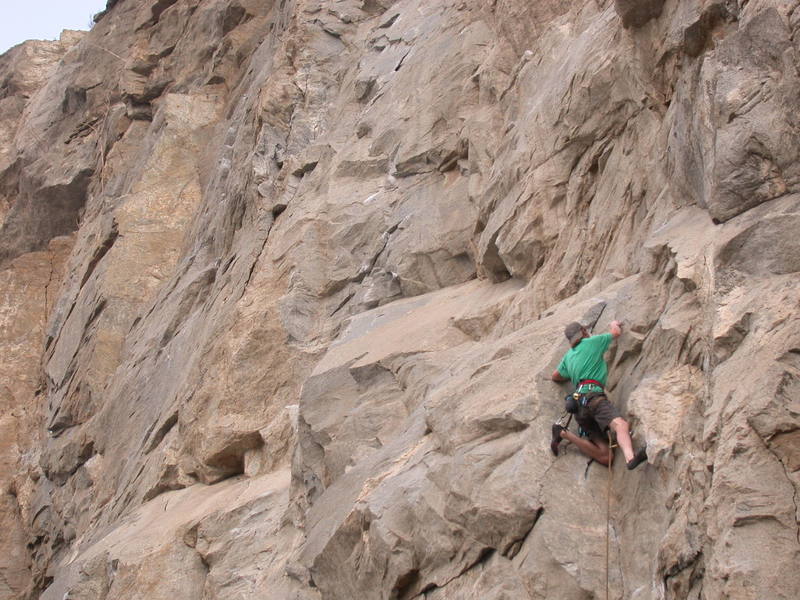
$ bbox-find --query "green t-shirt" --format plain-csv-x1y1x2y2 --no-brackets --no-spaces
557,333,614,387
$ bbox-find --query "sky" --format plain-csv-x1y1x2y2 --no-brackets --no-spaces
1,0,108,55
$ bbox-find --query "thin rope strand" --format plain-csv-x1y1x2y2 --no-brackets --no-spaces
606,431,612,600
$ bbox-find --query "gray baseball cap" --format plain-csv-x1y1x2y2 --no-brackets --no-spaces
564,322,585,345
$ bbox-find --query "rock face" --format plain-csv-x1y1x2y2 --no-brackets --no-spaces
0,1,799,599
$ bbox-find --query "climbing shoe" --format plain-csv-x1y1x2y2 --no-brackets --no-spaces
551,424,565,456
626,447,648,470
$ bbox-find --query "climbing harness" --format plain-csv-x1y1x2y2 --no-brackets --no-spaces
565,379,605,438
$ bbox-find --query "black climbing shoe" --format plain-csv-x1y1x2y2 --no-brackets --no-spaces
551,424,565,456
626,447,647,470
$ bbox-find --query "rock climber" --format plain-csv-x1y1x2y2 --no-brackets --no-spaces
549,320,647,470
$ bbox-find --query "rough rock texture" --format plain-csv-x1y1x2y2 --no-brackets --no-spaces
1,0,799,599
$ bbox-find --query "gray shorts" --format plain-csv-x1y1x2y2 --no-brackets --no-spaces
576,395,620,440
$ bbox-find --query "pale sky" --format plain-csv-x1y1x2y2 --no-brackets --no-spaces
1,0,109,55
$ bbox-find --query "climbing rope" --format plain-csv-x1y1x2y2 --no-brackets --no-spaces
605,431,613,600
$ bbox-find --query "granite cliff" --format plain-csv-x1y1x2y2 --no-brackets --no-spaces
1,0,799,598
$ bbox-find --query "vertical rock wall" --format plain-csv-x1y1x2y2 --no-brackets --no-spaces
0,0,798,599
